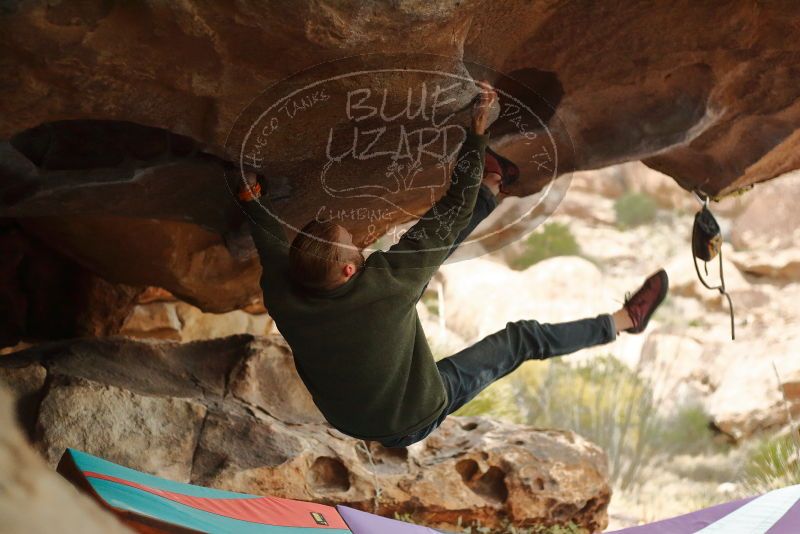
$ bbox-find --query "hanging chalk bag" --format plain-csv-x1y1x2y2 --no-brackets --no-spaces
692,191,735,340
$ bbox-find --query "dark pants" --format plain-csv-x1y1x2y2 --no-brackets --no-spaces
381,185,617,447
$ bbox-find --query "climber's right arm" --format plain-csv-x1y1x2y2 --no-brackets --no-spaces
236,172,291,271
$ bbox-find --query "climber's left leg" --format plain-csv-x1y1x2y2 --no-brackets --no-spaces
380,270,670,448
435,315,617,411
379,314,617,448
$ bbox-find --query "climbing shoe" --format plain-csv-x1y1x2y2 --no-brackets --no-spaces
485,146,520,192
623,269,669,334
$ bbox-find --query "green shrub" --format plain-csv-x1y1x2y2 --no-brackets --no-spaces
395,513,586,534
421,292,439,316
454,379,525,424
614,192,658,228
456,517,585,534
742,432,800,494
458,355,668,491
510,222,581,270
456,354,731,495
660,402,721,455
521,356,665,490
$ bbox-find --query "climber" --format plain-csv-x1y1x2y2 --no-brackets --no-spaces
233,81,669,448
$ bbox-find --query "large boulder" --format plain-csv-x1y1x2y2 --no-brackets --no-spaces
730,249,800,282
3,2,799,195
37,375,207,480
0,334,611,532
637,333,709,415
3,1,800,327
569,162,697,211
727,173,800,279
665,251,768,312
438,255,613,338
0,222,144,347
731,172,800,251
702,335,800,441
0,382,132,533
119,300,275,342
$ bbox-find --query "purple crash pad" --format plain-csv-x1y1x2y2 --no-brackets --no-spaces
336,505,444,534
607,496,755,533
766,495,800,534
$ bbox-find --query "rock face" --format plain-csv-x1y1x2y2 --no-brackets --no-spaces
637,333,708,416
0,382,133,533
438,256,612,342
0,334,611,532
453,165,800,446
731,173,800,251
3,1,800,332
119,290,276,342
0,221,144,347
727,173,800,281
702,335,800,441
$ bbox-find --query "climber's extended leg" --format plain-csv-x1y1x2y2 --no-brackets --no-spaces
379,314,616,448
381,270,668,448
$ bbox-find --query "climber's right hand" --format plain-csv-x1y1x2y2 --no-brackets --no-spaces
471,80,497,135
238,170,262,202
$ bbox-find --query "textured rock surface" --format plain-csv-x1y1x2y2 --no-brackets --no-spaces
637,333,709,415
18,215,263,313
727,172,800,285
0,334,611,532
0,383,133,534
702,335,800,441
439,256,611,342
730,248,800,281
3,1,800,194
731,173,800,251
3,1,800,325
666,252,759,310
0,362,47,439
119,300,275,342
38,375,207,480
0,221,143,347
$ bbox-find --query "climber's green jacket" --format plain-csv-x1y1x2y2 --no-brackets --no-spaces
238,131,487,441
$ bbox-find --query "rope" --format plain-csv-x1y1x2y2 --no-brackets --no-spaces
692,241,735,340
358,440,383,513
691,190,735,340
